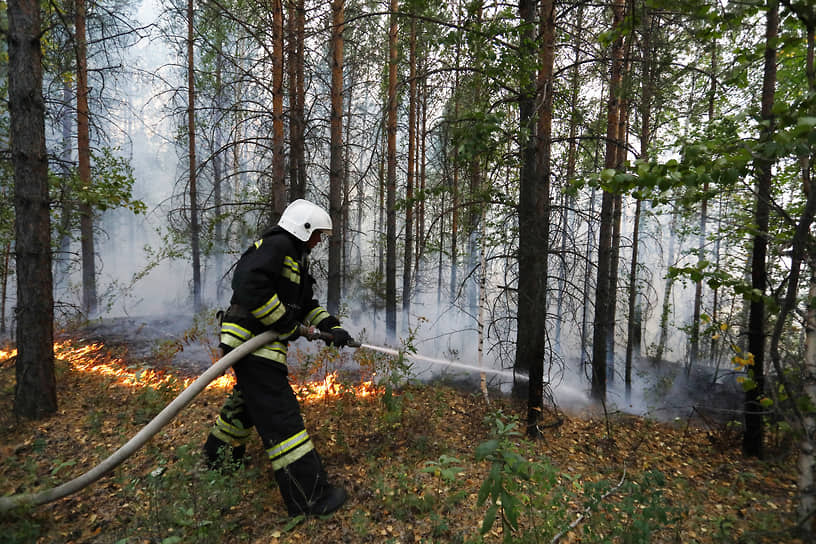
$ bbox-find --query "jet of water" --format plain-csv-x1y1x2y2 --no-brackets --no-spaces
358,343,524,381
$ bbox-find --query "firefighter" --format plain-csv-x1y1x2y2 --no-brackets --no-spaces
203,198,352,517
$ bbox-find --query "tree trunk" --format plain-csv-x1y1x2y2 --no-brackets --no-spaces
187,0,201,312
515,0,553,439
213,46,225,301
287,0,306,202
385,0,399,340
744,0,778,459
402,16,416,321
626,5,654,398
801,266,816,534
76,0,97,318
555,3,583,353
591,0,625,403
653,211,678,365
269,0,286,224
1,239,10,334
9,0,57,417
56,80,73,292
327,0,344,315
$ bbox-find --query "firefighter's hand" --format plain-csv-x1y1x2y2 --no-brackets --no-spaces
329,327,352,347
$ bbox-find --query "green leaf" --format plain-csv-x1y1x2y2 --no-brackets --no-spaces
475,439,499,461
480,503,499,534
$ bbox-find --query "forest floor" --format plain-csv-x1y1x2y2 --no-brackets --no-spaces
0,321,803,544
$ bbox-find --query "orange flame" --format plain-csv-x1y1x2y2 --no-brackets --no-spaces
1,341,381,401
295,371,381,402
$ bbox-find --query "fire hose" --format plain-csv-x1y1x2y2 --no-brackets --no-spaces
0,325,354,513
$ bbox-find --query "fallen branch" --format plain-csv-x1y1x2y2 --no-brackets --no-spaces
550,465,627,544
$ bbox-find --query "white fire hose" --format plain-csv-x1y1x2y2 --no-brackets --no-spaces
0,329,285,512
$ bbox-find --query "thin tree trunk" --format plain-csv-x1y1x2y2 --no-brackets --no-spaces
56,80,73,292
287,0,306,201
385,0,399,340
744,0,778,459
214,47,225,301
653,211,678,365
9,0,56,417
626,5,654,398
76,0,96,317
187,0,201,312
269,0,286,223
1,239,10,334
591,0,625,402
555,3,583,353
403,16,416,321
801,266,816,534
327,0,344,315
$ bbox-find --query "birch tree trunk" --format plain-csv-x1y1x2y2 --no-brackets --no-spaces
801,267,816,536
402,16,416,321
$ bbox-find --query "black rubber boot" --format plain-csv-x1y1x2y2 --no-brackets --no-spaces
308,485,347,516
203,434,245,471
274,451,347,516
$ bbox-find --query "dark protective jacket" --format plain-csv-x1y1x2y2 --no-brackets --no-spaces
218,226,339,368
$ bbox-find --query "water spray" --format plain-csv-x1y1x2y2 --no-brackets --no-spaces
357,342,523,381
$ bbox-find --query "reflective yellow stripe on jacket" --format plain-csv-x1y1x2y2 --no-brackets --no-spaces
305,306,331,327
220,322,288,365
251,293,288,326
282,256,301,284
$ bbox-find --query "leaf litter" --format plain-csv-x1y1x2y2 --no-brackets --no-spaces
0,335,801,543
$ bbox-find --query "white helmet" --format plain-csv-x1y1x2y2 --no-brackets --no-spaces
278,199,333,242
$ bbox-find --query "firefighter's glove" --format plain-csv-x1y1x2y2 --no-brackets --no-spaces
329,327,352,348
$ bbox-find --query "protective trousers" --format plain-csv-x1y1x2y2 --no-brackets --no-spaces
203,353,337,516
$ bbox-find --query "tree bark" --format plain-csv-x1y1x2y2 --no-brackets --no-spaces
744,0,778,459
591,0,625,402
76,0,97,318
385,0,399,340
327,0,344,315
403,15,416,321
187,0,201,312
8,0,57,417
269,0,286,224
515,0,553,439
287,0,306,202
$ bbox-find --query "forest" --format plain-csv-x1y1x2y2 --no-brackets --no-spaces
1,0,816,540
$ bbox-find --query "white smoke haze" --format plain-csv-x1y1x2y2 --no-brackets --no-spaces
3,0,742,428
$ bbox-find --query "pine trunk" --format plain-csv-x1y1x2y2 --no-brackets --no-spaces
591,0,625,402
744,0,778,459
385,0,399,340
9,0,56,418
76,0,97,317
187,0,201,312
327,0,344,315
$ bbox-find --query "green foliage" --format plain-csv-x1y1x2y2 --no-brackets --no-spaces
118,444,252,543
475,410,562,542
